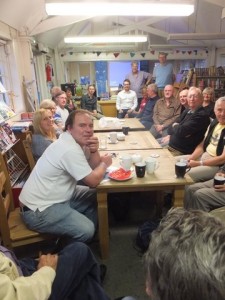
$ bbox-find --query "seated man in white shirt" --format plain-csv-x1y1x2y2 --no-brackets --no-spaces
54,90,69,127
116,79,138,119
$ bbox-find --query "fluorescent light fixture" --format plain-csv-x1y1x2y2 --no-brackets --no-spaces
64,36,147,43
46,1,194,16
168,33,225,40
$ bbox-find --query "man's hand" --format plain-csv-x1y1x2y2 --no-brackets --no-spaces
214,185,225,192
87,136,99,153
154,124,164,133
37,254,58,271
100,153,112,168
160,135,170,144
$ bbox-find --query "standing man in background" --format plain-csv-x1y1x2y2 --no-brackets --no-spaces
152,52,175,97
125,61,151,110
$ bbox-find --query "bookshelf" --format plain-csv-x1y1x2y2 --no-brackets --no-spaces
192,67,225,98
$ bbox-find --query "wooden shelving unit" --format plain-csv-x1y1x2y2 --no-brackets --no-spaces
192,67,225,98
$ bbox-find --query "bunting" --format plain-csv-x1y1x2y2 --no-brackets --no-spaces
113,52,120,58
96,51,101,56
130,52,135,57
140,52,146,58
150,50,155,55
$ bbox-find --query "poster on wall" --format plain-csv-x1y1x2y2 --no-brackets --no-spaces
95,61,109,99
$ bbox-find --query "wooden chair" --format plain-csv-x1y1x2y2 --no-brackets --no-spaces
22,132,36,171
0,153,53,249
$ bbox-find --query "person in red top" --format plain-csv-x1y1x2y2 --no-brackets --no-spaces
126,86,148,118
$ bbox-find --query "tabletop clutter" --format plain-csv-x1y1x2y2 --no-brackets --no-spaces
107,152,161,181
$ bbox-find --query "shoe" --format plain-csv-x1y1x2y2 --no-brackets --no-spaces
100,264,107,283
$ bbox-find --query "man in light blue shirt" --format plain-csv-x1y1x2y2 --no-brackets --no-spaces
152,52,175,97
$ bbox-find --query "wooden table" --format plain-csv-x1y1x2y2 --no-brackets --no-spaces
97,149,193,259
95,131,162,151
93,118,145,132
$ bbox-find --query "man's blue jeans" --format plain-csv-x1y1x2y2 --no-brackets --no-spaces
20,242,110,300
21,185,97,242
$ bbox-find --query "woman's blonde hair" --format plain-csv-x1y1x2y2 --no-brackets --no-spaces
203,87,215,101
33,108,56,140
40,99,56,109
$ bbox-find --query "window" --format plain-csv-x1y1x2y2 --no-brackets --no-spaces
0,43,10,105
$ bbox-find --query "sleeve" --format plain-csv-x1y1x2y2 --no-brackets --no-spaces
152,101,160,124
116,94,121,110
80,96,86,109
170,113,209,138
93,98,97,110
0,267,55,300
131,92,138,110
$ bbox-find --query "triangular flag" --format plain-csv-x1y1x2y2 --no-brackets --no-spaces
140,52,146,58
96,51,101,56
150,50,155,55
130,52,135,57
182,51,186,54
113,53,120,58
83,52,87,54
188,51,192,55
176,50,180,53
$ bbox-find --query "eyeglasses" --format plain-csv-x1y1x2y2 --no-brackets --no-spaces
189,94,199,99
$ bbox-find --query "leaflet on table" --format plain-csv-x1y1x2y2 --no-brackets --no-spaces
0,102,15,121
11,121,31,131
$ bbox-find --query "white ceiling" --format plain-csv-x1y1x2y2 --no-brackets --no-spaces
1,0,225,53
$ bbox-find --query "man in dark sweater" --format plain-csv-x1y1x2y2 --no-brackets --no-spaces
139,83,160,129
166,87,210,155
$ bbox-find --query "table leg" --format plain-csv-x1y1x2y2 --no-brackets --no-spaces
173,187,185,207
97,191,109,259
155,190,164,217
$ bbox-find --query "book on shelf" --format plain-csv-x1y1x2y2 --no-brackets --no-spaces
0,124,16,152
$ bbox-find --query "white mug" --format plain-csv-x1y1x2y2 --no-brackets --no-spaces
132,154,142,164
145,157,160,174
109,132,117,143
120,155,132,171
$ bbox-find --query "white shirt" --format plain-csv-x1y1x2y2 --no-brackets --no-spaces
55,106,69,126
19,132,92,211
116,89,138,111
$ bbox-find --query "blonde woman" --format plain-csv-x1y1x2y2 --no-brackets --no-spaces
202,87,215,119
32,108,57,161
40,99,63,135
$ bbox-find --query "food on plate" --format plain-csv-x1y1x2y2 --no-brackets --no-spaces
108,168,132,180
